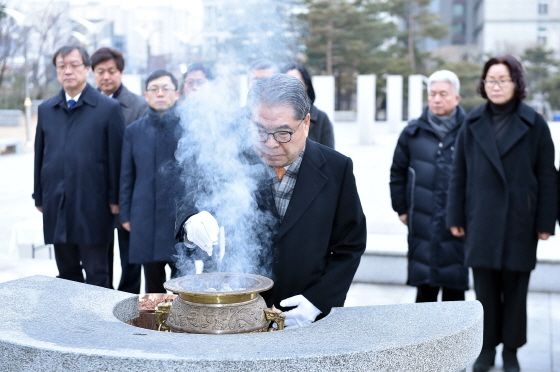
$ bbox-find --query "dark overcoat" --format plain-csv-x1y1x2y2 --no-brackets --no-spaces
33,84,124,245
175,139,367,315
308,105,335,149
447,101,557,272
390,106,468,290
119,108,183,264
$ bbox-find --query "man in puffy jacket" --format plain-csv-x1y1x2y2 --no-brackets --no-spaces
390,70,468,303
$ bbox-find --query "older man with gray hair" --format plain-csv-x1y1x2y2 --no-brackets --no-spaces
178,74,367,328
389,70,468,303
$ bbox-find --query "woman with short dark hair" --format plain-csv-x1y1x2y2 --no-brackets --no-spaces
447,55,557,372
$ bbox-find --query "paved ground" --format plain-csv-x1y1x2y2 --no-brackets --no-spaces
1,120,559,371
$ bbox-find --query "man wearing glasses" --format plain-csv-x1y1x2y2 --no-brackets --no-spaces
33,45,124,288
180,74,367,328
119,70,183,293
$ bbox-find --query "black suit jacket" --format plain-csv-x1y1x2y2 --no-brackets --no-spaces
264,139,366,314
175,139,367,315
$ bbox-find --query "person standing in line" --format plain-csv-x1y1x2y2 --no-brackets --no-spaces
92,47,148,294
247,58,278,89
390,70,468,303
181,62,214,98
282,63,335,149
33,45,124,288
447,55,557,372
119,70,183,293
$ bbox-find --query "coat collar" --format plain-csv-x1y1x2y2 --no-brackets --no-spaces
115,84,135,109
51,84,99,111
409,105,466,138
466,100,534,183
273,139,328,242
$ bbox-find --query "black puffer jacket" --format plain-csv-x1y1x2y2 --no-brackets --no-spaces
390,106,468,290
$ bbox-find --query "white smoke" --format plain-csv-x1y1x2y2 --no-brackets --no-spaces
173,0,302,278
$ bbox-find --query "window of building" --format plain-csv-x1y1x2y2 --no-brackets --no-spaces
538,26,548,45
453,4,465,17
452,22,466,36
538,3,549,15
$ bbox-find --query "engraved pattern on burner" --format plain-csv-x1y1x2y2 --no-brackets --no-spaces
167,296,269,334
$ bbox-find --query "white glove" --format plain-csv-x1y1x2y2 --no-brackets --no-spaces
183,211,219,256
279,294,322,329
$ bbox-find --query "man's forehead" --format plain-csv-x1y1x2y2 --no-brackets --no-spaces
148,76,173,86
252,105,298,123
57,50,82,62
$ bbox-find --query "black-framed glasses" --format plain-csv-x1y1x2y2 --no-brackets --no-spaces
251,119,304,143
483,79,512,87
56,63,84,71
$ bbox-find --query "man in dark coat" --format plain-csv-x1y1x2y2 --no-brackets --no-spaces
119,70,182,293
92,47,148,294
390,70,468,302
33,45,124,288
176,74,367,329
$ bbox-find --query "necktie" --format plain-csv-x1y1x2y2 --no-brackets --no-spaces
68,99,76,110
275,167,287,181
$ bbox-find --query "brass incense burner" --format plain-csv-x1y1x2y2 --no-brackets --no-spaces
158,273,285,334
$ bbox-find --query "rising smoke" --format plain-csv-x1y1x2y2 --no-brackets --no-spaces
173,0,302,279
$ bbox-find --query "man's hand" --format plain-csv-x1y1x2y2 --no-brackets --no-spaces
183,211,219,256
279,295,322,329
122,222,131,232
538,232,551,240
36,206,43,213
450,226,465,237
398,214,408,225
110,204,119,214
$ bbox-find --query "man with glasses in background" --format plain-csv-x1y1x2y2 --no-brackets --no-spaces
91,47,148,294
119,70,183,293
33,45,124,288
178,74,367,328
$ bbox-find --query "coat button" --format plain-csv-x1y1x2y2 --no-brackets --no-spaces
437,151,441,155
438,142,443,148
451,146,454,151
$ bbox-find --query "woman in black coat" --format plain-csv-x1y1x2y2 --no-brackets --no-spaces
390,70,468,303
282,63,335,149
447,56,557,372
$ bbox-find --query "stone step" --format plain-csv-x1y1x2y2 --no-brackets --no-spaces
354,233,560,293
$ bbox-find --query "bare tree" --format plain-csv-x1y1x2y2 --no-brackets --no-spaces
28,2,72,99
0,4,24,91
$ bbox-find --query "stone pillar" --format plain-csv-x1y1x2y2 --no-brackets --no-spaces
408,74,425,121
386,75,403,132
312,76,335,124
357,75,376,145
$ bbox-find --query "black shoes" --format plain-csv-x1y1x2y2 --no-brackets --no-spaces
473,347,496,372
502,347,520,372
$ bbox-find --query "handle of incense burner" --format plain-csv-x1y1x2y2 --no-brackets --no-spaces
264,306,286,331
155,301,173,332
